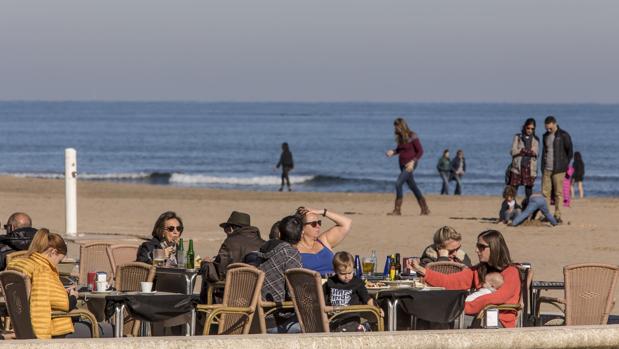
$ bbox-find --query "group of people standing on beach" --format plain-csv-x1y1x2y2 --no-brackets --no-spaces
436,149,466,196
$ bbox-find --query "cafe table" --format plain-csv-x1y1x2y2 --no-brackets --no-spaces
369,285,467,331
155,267,200,295
530,280,565,326
81,291,197,337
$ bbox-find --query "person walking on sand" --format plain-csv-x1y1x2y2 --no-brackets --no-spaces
450,149,466,195
436,149,451,195
275,142,294,192
509,118,539,201
385,117,430,215
541,116,573,223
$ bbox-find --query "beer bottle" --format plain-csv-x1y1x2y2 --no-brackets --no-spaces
389,254,396,281
176,238,186,268
186,239,195,269
395,253,402,280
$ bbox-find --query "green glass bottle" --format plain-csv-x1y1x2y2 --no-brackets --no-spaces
186,239,195,269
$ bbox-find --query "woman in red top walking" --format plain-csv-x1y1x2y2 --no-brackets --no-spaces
385,118,430,215
410,230,521,328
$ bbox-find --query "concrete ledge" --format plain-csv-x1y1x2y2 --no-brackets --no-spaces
2,325,619,349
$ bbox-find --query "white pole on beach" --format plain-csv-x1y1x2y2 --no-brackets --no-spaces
65,148,77,236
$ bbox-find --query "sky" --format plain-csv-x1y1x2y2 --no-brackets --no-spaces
1,1,618,103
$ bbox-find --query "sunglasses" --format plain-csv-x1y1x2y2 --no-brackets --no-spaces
447,246,461,254
223,224,240,233
304,220,322,228
164,225,183,233
476,243,489,251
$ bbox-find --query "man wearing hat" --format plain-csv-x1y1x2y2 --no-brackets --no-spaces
199,211,264,302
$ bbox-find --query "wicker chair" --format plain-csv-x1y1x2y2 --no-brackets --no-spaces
78,242,115,285
285,268,384,333
109,245,139,269
475,264,533,328
114,262,156,336
426,261,466,274
197,266,265,335
536,263,619,326
0,270,99,339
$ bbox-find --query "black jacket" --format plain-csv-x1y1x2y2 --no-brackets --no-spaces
542,127,573,174
136,237,164,264
276,151,294,169
0,227,38,270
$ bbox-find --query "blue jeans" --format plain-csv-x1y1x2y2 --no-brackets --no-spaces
395,166,423,200
439,171,450,195
511,195,557,226
452,174,463,195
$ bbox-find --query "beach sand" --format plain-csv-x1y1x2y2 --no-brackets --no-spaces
2,175,618,312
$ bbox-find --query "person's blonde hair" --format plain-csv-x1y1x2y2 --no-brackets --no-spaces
332,251,354,272
433,226,462,248
27,228,67,256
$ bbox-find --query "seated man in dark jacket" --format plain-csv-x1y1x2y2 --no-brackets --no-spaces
0,212,37,270
199,211,264,302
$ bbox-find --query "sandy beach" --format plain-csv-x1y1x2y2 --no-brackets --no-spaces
2,175,618,312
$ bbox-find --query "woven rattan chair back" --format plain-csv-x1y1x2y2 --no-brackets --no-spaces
426,261,466,275
109,245,139,270
285,268,329,333
79,242,114,285
564,263,619,326
218,266,265,335
114,262,156,292
0,271,35,339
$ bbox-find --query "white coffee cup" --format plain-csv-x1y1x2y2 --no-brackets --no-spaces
140,281,153,293
96,281,108,292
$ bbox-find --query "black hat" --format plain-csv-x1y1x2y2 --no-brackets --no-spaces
219,211,251,228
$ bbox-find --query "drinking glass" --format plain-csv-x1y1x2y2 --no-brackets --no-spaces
362,257,374,275
153,249,166,267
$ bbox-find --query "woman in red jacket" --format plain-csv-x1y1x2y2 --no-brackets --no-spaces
410,230,521,328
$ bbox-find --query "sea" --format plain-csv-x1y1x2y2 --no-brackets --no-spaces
0,102,617,197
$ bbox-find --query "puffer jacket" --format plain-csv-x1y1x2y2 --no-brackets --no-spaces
542,127,573,174
0,227,37,270
8,252,74,338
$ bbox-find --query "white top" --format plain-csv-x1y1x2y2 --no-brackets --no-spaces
465,287,494,302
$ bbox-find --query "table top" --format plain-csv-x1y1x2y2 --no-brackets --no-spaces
80,291,183,299
155,267,199,275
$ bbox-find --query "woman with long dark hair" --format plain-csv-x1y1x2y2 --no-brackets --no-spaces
510,118,540,200
410,230,521,328
385,117,430,215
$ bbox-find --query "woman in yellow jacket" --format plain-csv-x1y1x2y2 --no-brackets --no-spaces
7,229,111,338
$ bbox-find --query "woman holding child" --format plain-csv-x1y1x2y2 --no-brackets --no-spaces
294,207,352,276
410,230,521,328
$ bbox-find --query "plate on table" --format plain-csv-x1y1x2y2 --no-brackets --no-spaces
419,286,445,291
382,280,417,286
139,291,157,294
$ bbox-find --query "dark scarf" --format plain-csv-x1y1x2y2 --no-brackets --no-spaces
521,134,533,168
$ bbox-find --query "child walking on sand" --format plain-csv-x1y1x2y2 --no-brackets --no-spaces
323,251,378,332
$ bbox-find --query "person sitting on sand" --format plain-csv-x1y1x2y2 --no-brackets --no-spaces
294,207,352,276
465,272,504,302
511,193,557,227
499,186,522,224
419,226,472,267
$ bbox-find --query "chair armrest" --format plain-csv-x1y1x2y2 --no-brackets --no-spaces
538,296,565,304
260,301,294,318
475,303,521,320
51,309,100,338
196,305,255,335
326,305,384,332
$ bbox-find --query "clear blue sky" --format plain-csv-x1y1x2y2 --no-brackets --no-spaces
1,0,618,103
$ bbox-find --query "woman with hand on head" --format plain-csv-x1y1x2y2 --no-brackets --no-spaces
409,230,521,328
419,226,472,267
294,207,352,276
136,211,183,265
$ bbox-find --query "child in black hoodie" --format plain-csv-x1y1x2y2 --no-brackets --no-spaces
323,251,378,332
